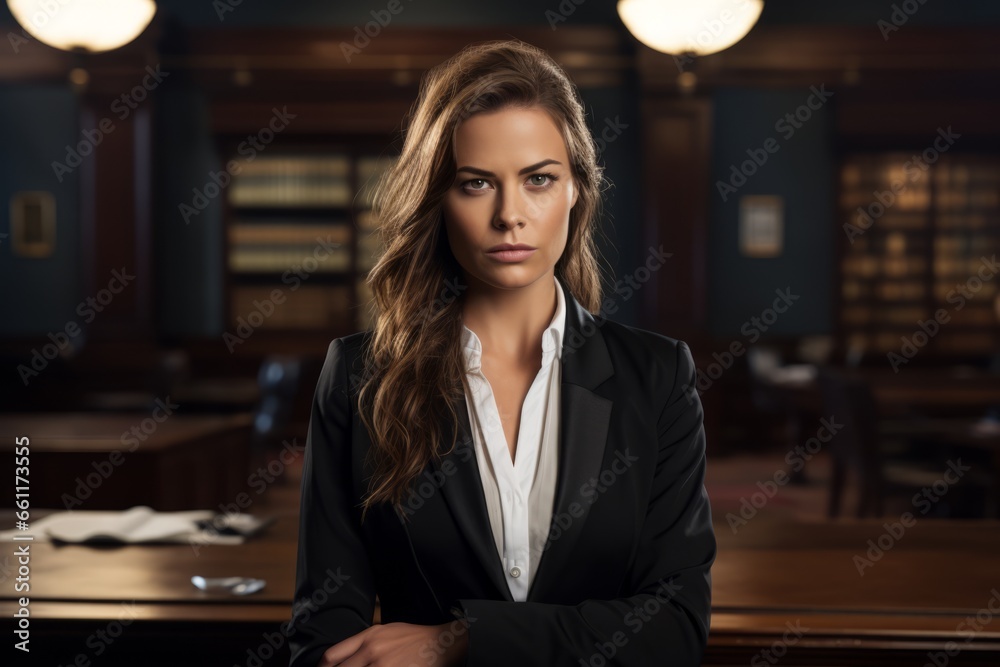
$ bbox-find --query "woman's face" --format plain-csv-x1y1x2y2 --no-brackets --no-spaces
442,106,578,291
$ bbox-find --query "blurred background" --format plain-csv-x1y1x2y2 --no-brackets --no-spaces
1,1,999,665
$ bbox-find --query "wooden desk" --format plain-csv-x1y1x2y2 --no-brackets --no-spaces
763,368,1000,417
0,412,254,510
170,378,262,411
882,418,1000,516
708,517,1000,665
868,368,1000,414
80,379,261,413
0,506,300,666
1,512,998,665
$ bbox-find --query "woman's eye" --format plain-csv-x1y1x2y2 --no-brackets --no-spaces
463,179,489,192
529,173,558,187
460,173,557,193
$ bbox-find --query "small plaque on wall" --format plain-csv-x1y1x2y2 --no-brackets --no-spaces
10,191,56,258
739,195,783,258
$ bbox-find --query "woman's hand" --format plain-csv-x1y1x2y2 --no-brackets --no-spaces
319,621,469,667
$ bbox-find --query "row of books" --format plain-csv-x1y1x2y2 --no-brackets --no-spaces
859,332,997,353
224,151,397,331
228,155,398,208
231,285,353,329
229,247,351,273
842,304,997,326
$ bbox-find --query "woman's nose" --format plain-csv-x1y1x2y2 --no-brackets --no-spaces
494,188,529,229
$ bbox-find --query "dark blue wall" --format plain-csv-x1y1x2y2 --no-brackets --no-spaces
580,81,643,324
708,87,836,338
154,84,225,337
0,86,80,335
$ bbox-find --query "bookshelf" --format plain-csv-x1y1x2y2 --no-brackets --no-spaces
838,152,1000,358
222,144,398,337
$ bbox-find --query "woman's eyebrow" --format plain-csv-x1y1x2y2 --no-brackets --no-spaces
455,159,562,177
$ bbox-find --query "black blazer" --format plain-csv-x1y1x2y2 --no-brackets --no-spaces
289,278,716,667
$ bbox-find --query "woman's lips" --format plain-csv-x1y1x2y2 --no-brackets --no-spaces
486,248,537,262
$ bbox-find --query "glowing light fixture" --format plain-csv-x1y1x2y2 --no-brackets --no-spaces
617,0,763,57
7,0,157,53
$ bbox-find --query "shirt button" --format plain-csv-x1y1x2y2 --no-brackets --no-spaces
509,566,521,578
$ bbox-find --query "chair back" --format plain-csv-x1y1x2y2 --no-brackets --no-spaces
816,366,885,516
250,356,303,467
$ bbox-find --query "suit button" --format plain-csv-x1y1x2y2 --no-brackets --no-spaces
509,566,521,578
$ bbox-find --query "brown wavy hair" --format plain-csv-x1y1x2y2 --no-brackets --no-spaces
356,38,608,523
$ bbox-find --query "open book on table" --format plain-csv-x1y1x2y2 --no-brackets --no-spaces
0,506,274,545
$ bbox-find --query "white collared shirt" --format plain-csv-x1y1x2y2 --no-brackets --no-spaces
459,274,565,602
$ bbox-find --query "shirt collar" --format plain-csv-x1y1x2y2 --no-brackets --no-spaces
460,274,566,374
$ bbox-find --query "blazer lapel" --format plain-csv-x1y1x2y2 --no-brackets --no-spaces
426,278,615,603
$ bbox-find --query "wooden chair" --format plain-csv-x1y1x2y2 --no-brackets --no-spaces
815,366,975,518
250,355,303,472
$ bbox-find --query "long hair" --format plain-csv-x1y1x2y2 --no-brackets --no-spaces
355,38,608,523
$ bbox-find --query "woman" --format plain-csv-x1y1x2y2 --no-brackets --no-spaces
289,39,715,667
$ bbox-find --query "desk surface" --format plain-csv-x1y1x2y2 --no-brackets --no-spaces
0,412,254,452
765,367,1000,410
2,510,999,657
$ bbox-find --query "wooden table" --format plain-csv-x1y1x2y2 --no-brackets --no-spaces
762,367,1000,417
80,379,261,413
884,418,1000,517
0,412,254,511
708,517,1000,665
870,371,1000,416
1,511,998,665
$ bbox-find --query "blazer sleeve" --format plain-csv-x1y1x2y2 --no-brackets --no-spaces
452,340,716,666
288,338,378,667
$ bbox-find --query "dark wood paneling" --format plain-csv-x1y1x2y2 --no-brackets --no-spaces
639,97,712,345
